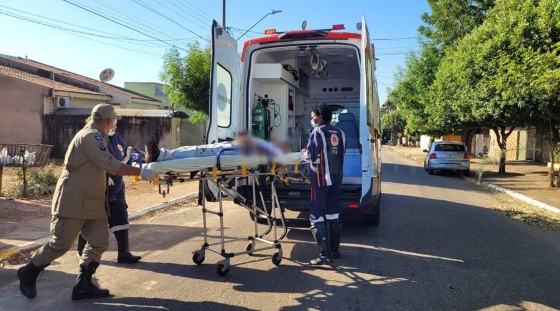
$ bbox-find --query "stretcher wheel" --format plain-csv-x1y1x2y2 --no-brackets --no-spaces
192,252,205,265
216,263,230,277
246,242,254,255
272,252,282,266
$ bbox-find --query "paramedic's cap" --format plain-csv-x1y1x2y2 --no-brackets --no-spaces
91,104,121,120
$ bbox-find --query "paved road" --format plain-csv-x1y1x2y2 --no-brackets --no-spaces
1,150,560,310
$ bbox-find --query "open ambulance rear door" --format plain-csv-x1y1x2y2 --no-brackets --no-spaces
207,20,241,144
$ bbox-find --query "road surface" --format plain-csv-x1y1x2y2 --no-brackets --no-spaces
1,150,559,310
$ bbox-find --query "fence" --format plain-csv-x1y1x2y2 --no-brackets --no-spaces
0,143,53,197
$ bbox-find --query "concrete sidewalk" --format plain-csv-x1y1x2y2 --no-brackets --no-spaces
387,145,560,210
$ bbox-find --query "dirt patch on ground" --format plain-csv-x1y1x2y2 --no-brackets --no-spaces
0,198,51,222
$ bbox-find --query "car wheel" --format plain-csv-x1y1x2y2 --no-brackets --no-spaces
363,199,380,227
428,168,434,175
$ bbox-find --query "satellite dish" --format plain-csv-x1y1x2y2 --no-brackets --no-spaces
99,68,115,82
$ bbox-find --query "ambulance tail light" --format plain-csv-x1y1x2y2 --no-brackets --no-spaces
332,24,345,30
349,203,359,209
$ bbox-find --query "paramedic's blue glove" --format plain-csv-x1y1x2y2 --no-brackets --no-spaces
140,167,157,182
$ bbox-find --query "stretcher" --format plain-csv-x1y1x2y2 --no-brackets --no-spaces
144,148,308,276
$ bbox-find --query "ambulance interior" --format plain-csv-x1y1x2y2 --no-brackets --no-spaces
248,44,361,152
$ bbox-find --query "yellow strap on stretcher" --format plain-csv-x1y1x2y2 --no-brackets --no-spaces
212,166,219,180
271,162,277,176
294,161,300,174
241,165,248,178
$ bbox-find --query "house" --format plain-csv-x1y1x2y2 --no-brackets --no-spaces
0,54,178,157
124,82,169,109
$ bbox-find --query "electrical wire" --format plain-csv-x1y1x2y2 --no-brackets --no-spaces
130,0,206,40
176,0,215,20
0,8,172,51
161,0,212,30
63,0,187,51
86,0,187,43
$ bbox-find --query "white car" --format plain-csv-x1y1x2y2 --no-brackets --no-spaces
424,141,470,176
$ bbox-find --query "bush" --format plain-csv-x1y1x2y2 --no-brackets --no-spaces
11,165,58,198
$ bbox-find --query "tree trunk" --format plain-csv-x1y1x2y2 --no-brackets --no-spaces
492,127,515,175
548,150,555,188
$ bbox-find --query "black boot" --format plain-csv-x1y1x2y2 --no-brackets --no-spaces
77,234,87,259
114,230,141,264
17,262,48,299
328,219,342,259
71,261,110,300
309,223,333,265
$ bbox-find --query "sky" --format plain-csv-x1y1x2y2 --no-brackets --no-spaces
0,0,430,105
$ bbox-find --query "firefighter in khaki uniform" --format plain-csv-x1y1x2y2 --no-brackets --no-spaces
17,104,157,301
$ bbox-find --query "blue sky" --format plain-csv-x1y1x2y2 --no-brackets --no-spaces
0,0,430,104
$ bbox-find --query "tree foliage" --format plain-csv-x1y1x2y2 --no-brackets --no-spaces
381,110,407,144
431,0,560,173
160,42,211,122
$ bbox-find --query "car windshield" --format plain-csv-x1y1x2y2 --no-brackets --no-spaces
434,144,465,152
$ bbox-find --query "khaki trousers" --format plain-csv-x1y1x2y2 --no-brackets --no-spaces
32,216,109,267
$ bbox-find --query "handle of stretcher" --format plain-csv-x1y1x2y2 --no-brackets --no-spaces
215,147,240,170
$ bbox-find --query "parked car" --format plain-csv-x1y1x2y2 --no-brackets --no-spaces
423,141,470,176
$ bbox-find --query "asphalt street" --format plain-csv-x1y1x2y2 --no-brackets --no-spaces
1,150,559,310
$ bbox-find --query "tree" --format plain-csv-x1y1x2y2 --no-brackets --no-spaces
160,42,211,123
390,0,495,139
431,0,560,175
381,110,406,145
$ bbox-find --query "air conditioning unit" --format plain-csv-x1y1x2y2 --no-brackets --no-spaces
56,96,70,108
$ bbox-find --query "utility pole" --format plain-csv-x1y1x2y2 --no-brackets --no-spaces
222,0,226,28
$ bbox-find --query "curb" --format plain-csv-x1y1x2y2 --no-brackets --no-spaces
0,192,198,262
487,184,560,214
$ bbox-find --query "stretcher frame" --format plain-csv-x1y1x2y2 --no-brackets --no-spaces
154,148,306,277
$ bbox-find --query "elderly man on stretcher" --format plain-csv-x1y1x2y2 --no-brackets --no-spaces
143,132,307,174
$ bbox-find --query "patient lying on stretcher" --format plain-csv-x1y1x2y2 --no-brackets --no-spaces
145,133,286,163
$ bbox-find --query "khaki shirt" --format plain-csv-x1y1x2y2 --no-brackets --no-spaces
51,121,123,219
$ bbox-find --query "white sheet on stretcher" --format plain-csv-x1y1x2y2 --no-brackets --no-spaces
145,152,306,173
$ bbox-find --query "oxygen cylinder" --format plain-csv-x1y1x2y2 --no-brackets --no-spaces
253,97,271,140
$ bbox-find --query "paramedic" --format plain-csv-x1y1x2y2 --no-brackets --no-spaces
17,104,157,300
77,127,141,264
303,103,346,265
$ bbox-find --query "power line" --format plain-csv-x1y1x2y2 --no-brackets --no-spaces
0,9,165,55
63,0,187,51
130,0,206,40
178,0,214,20
372,37,418,41
86,0,187,43
0,7,174,51
161,0,212,31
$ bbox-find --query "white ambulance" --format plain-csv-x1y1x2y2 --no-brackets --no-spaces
206,17,382,226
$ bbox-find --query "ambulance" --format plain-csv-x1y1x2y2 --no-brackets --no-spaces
206,17,382,226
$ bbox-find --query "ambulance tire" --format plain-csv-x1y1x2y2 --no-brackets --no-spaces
363,199,380,227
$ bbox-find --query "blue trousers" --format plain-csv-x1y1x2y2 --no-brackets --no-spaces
108,196,129,232
309,185,342,225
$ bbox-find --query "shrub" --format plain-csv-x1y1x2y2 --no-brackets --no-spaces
11,165,58,198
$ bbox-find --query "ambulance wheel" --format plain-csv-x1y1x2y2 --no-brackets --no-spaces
363,199,381,227
216,263,230,277
192,252,205,265
272,252,282,266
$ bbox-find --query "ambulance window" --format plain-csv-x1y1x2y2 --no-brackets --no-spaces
216,63,232,128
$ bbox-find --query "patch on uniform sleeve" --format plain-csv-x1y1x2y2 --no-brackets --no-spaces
99,142,107,151
95,135,103,141
330,133,339,147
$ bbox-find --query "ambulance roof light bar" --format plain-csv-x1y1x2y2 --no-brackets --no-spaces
331,24,345,30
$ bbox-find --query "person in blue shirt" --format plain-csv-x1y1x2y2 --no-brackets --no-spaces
77,122,141,264
303,103,346,265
